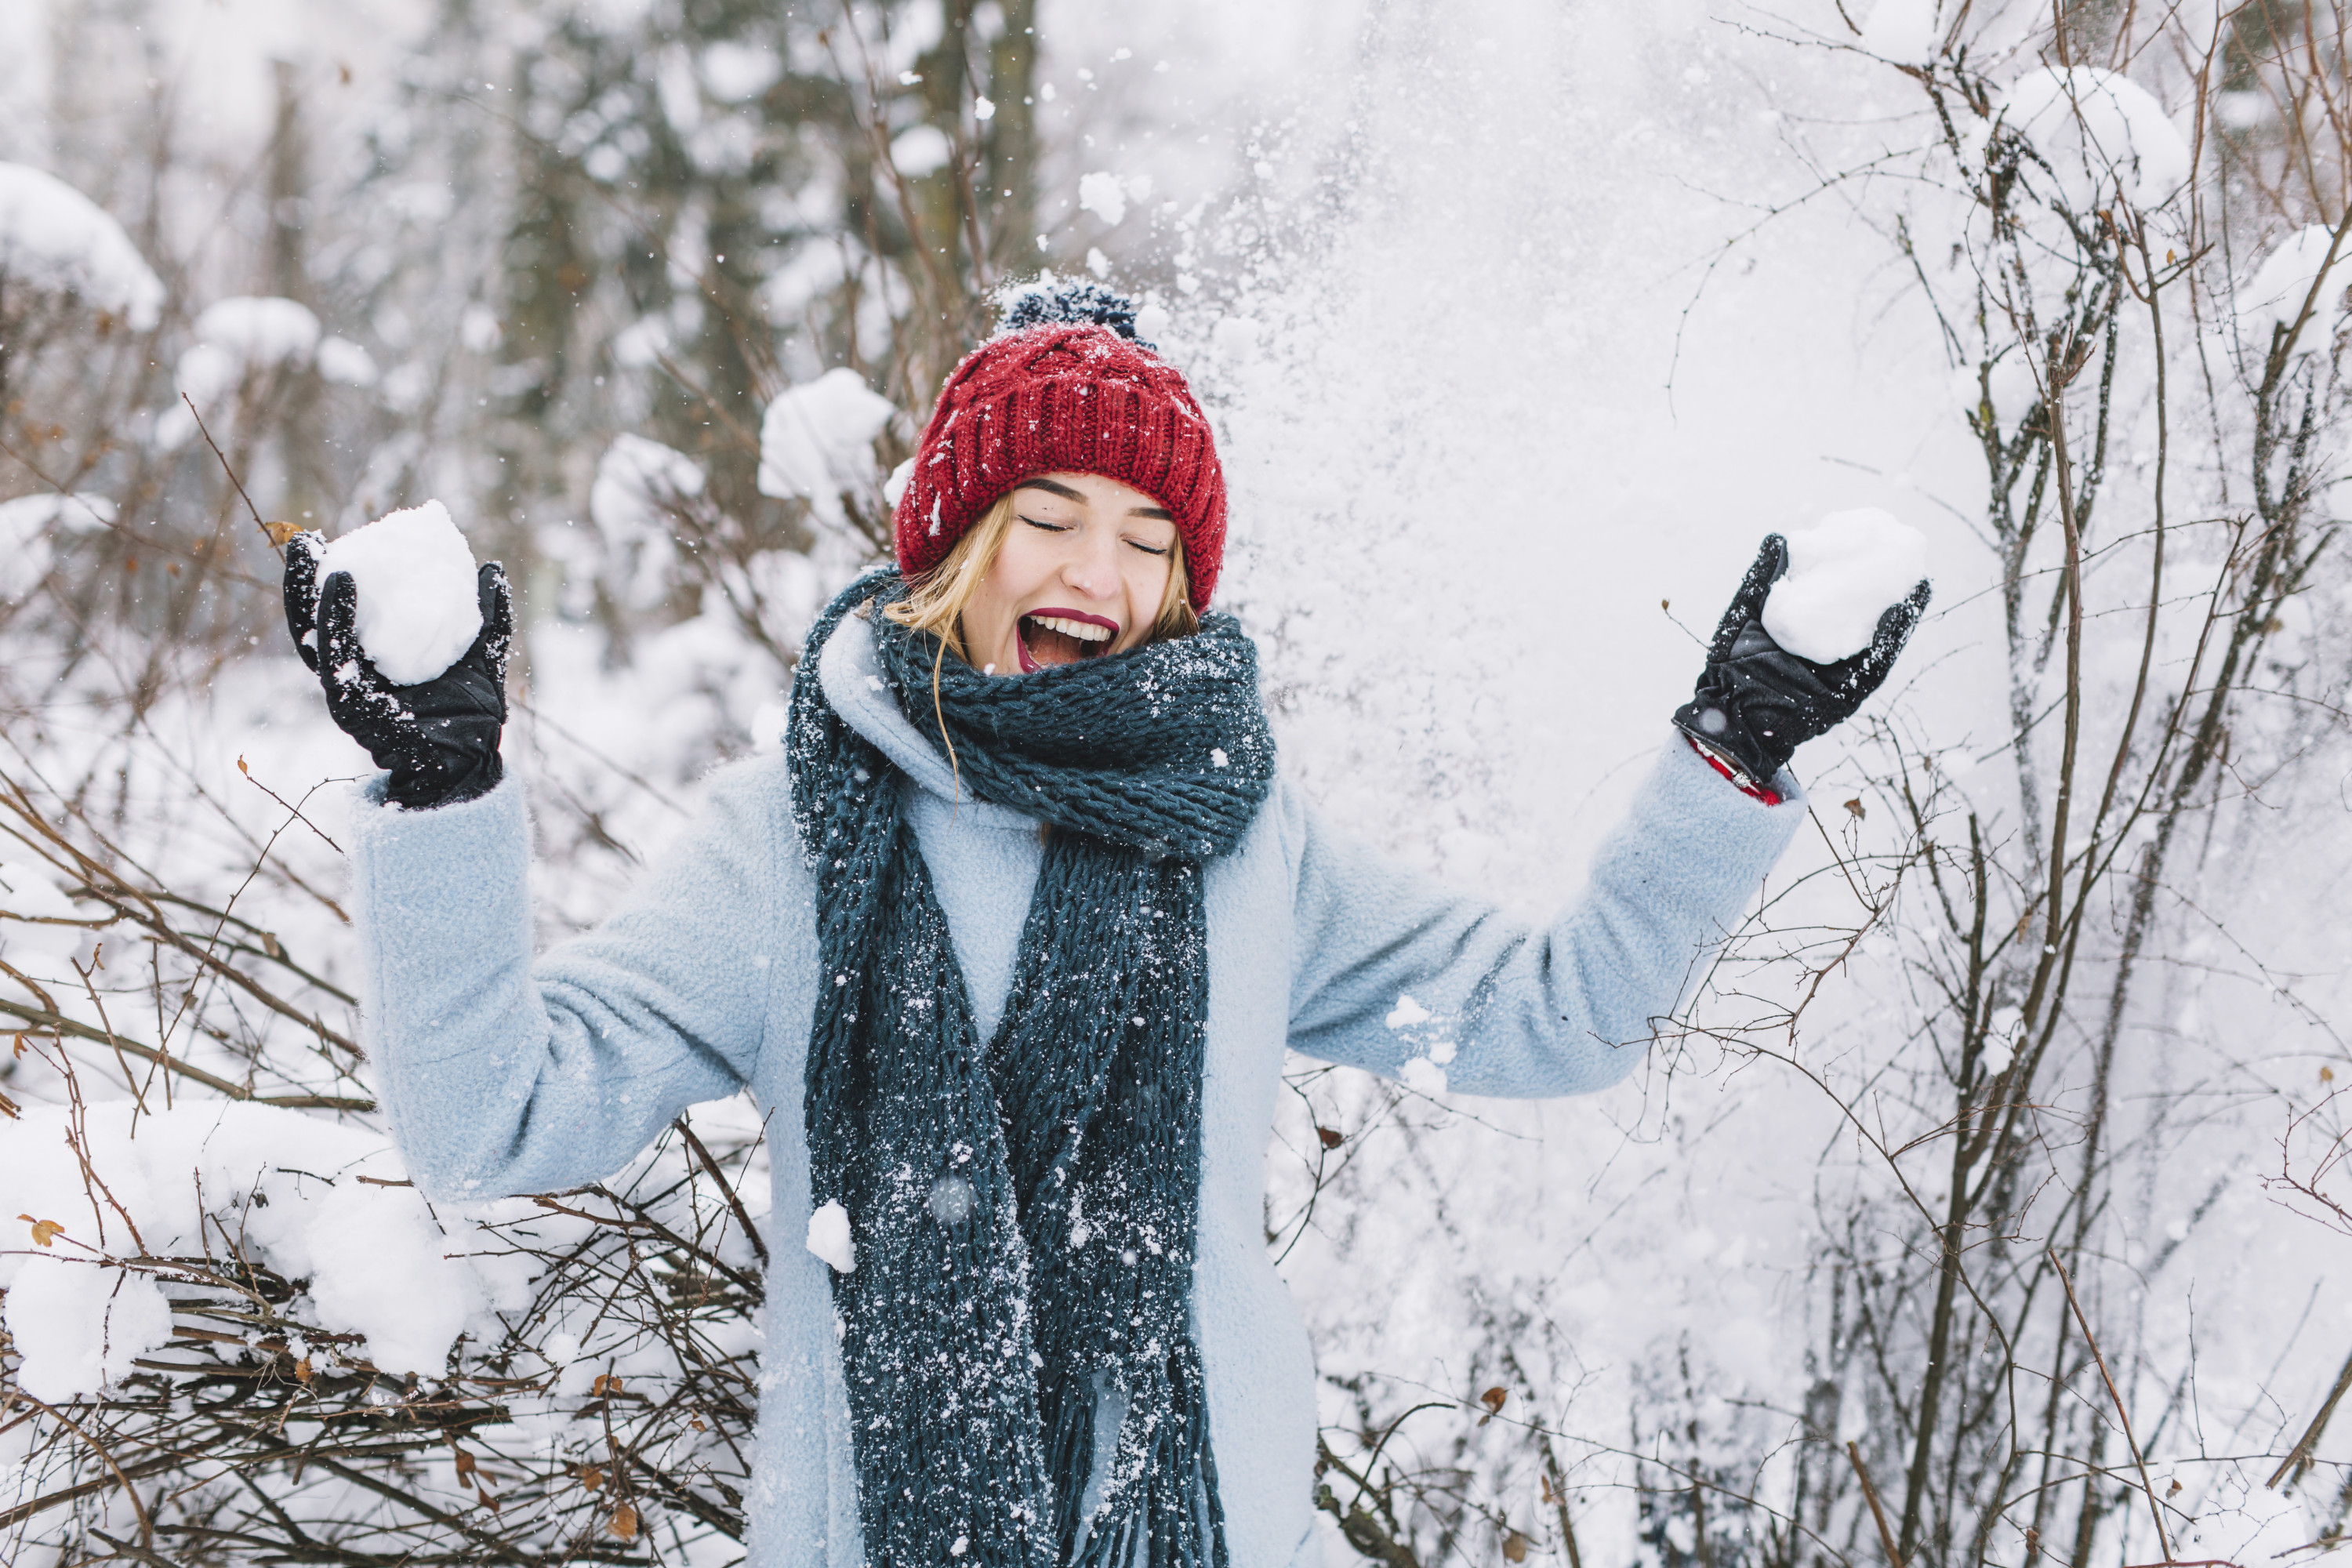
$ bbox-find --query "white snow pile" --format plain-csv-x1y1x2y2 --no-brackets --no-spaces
0,162,165,331
757,368,898,528
0,492,115,605
314,499,483,684
1,1101,535,1400
1860,0,1944,62
806,1199,856,1272
2235,225,2352,354
158,296,378,447
1994,68,2190,211
1763,510,1929,663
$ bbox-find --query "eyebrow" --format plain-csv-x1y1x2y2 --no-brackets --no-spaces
1016,477,1172,521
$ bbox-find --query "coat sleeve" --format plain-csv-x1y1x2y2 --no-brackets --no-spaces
349,753,796,1200
1285,735,1802,1097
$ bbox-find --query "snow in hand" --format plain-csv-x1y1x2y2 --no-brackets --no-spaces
807,1199,857,1272
0,162,165,331
1,1102,533,1399
757,368,898,528
1762,510,1929,664
314,500,483,685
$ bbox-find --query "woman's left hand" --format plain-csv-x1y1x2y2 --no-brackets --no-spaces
1671,534,1930,789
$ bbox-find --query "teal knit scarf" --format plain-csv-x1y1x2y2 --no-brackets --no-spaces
786,573,1276,1567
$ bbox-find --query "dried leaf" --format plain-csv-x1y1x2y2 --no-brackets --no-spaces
295,1356,314,1385
262,519,306,548
477,1485,501,1514
452,1448,477,1478
1504,1530,1531,1563
1843,797,1866,820
1480,1386,1508,1414
2322,1065,2336,1083
1541,1473,1557,1504
1315,1126,1344,1150
261,931,283,960
237,755,250,776
610,1503,639,1541
1660,597,1671,612
579,1465,605,1491
22,1215,64,1247
591,1373,624,1398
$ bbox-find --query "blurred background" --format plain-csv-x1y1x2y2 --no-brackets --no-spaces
5,2,2352,1566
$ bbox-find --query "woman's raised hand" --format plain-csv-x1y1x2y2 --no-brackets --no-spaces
1671,534,1930,789
283,531,514,810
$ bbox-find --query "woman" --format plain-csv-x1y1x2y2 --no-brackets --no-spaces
284,285,1926,1568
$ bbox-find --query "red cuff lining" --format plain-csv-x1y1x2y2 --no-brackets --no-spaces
1689,735,1782,806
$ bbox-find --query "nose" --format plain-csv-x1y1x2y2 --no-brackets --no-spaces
1059,524,1122,601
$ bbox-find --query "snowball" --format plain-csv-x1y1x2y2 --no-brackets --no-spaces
1994,68,2190,212
1078,170,1129,226
2236,225,2352,354
1860,0,1941,62
314,500,484,685
0,161,165,330
757,368,898,528
806,1199,856,1272
1762,510,1930,664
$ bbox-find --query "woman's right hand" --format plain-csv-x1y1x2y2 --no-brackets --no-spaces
283,531,514,810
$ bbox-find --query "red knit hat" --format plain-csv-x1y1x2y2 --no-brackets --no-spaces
892,315,1229,609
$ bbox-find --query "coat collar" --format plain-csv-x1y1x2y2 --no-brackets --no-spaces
816,606,1036,827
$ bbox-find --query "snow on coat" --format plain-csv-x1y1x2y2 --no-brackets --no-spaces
347,610,1803,1566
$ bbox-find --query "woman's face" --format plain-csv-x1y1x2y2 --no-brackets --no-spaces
960,472,1180,675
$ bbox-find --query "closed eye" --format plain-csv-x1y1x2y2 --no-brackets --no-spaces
1126,538,1170,557
1018,513,1071,533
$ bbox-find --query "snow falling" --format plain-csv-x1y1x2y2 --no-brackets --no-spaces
3,2,2350,1566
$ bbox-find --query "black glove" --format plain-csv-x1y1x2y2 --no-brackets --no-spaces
284,531,512,810
1672,535,1930,786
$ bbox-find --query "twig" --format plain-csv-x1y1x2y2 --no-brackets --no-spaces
1848,1440,1904,1568
2049,1246,2173,1563
181,394,288,549
673,1115,769,1267
2265,1342,2352,1490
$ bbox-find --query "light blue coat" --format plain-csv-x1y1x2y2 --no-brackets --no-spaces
349,612,1802,1566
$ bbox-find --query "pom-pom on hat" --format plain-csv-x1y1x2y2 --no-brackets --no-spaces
892,278,1229,609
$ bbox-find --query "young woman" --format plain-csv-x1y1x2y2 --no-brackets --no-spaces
284,286,1926,1568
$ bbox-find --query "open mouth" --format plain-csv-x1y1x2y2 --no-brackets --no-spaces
1016,608,1119,672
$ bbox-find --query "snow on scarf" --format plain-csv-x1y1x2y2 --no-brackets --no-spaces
786,572,1276,1566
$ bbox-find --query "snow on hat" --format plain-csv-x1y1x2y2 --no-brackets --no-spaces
892,279,1229,609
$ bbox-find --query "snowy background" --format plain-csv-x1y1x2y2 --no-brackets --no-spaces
5,1,2351,1565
